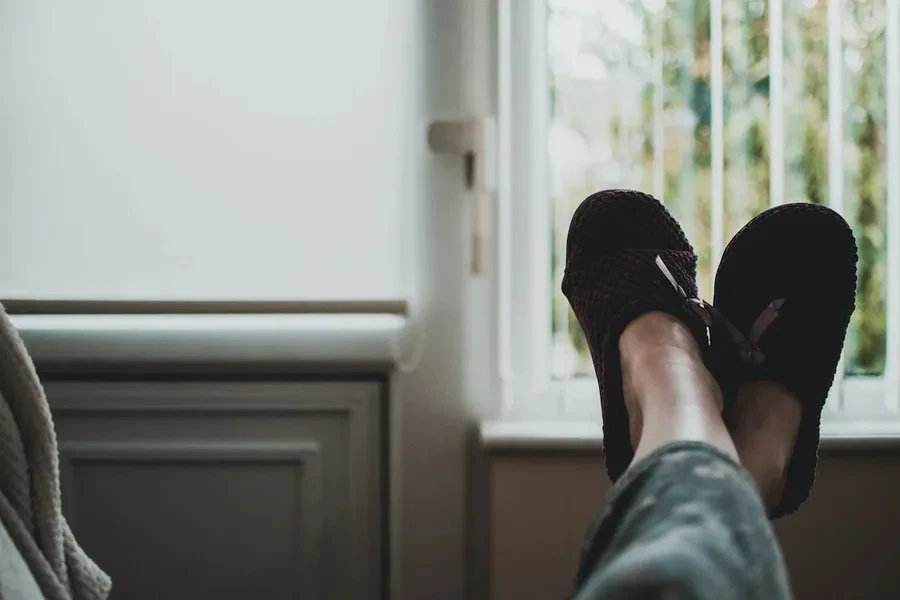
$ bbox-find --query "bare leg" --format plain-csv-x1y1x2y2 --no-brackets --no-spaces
619,312,738,465
573,311,793,599
728,382,802,511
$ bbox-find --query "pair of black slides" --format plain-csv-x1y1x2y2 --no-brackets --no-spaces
561,189,857,519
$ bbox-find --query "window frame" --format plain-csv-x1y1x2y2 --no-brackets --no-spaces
496,0,900,429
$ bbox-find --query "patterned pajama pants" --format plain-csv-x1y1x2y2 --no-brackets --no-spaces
572,442,791,600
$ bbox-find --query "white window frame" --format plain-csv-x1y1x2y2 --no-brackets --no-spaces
495,0,900,433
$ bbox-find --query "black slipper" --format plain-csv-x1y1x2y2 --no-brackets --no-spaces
712,203,857,517
562,189,713,482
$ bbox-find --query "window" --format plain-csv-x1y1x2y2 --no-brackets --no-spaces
500,0,900,427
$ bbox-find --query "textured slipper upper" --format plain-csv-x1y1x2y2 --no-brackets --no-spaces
562,189,710,482
712,203,857,517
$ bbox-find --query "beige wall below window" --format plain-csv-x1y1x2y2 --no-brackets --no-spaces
490,450,900,600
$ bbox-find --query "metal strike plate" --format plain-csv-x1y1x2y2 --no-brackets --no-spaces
427,118,496,274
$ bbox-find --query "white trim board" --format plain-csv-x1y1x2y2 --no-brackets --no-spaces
10,313,405,367
480,419,900,451
1,299,409,316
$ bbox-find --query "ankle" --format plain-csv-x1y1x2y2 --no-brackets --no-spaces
730,382,801,451
619,312,728,455
619,312,704,366
730,381,802,511
739,451,790,512
620,313,715,408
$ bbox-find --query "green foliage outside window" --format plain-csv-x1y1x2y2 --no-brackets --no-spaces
549,0,887,378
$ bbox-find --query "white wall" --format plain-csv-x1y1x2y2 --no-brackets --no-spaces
0,0,414,301
3,3,492,599
397,1,496,599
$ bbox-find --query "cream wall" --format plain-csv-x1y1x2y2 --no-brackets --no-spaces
490,449,900,600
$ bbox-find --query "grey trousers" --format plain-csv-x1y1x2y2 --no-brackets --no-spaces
573,442,792,600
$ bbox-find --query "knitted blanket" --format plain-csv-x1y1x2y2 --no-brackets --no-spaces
0,306,111,600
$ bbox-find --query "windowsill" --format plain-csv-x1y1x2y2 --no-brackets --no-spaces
10,313,406,369
480,419,900,451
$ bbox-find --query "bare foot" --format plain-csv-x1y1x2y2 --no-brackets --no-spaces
728,381,802,512
619,312,736,465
